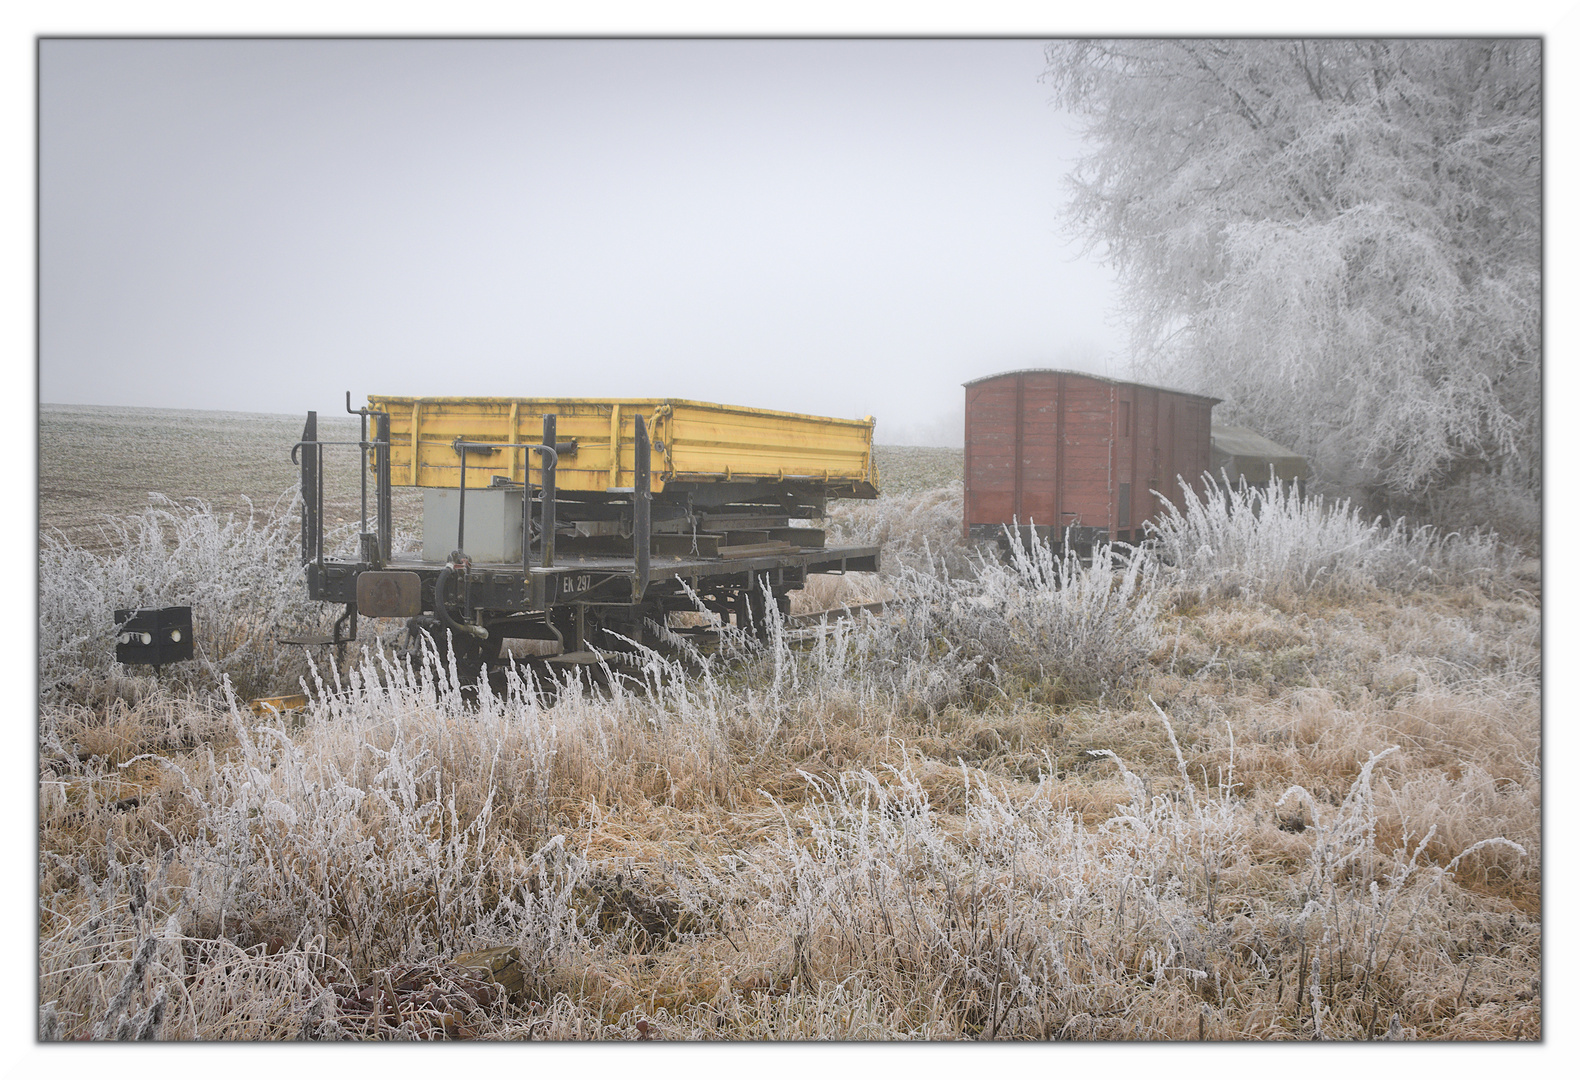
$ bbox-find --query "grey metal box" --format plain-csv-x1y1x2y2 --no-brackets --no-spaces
423,488,524,564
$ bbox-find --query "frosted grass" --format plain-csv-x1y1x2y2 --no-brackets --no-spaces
39,495,327,702
37,480,1539,1040
1147,474,1517,601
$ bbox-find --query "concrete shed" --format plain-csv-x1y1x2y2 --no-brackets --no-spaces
1210,424,1309,487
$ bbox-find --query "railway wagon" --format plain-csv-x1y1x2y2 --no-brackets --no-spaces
294,394,880,669
963,369,1219,548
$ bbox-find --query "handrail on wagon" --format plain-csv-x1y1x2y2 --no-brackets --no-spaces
290,438,395,562
294,399,395,577
291,438,389,460
291,403,396,651
448,417,651,601
451,435,561,573
348,393,392,558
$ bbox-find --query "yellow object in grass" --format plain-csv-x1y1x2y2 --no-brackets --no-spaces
247,694,309,716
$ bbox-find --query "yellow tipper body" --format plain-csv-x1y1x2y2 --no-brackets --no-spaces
369,396,880,498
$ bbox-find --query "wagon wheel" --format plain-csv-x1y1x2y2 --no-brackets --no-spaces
734,585,789,641
581,602,665,654
404,615,499,681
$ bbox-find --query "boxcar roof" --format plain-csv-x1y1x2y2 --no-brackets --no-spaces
962,368,1220,404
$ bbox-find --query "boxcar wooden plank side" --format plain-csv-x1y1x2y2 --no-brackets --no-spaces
1060,376,1117,531
964,382,1019,530
963,369,1218,544
1019,374,1060,527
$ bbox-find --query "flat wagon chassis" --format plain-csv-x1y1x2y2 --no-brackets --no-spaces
292,396,880,665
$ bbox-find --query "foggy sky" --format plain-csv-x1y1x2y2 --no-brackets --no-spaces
40,38,1124,445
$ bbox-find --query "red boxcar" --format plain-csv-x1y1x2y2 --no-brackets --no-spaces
963,369,1219,547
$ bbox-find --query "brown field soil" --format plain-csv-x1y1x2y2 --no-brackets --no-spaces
39,403,425,551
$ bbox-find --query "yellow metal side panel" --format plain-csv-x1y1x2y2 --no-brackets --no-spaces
373,396,668,492
368,395,878,495
663,402,875,483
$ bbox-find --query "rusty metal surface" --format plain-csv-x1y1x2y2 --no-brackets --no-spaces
355,570,423,619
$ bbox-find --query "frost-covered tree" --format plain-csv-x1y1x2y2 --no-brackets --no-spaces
1045,40,1539,527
